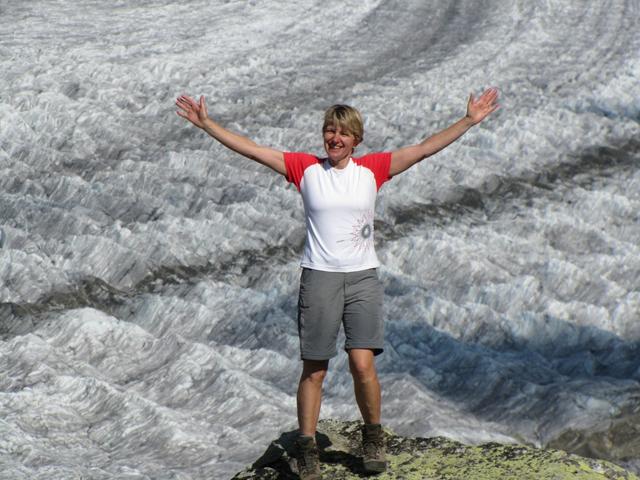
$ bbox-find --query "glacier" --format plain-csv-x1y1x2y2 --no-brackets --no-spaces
1,1,639,478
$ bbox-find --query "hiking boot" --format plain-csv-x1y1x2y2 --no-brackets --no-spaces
361,423,387,473
295,435,322,480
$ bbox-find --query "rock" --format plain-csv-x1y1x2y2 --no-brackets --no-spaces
232,419,640,479
548,408,640,469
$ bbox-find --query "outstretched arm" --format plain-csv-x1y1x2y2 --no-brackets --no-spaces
389,87,499,177
176,95,286,176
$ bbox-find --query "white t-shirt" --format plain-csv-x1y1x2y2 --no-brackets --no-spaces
284,152,392,272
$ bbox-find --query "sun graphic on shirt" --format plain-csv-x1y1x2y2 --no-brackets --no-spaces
337,210,375,253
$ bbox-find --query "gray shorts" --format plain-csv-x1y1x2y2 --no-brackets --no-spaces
297,267,384,360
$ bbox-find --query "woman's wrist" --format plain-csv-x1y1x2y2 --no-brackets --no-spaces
462,115,476,127
200,117,215,131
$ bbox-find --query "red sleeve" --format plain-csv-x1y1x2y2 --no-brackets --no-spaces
284,152,321,192
353,152,392,191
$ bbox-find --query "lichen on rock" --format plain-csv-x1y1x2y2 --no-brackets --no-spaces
232,419,640,480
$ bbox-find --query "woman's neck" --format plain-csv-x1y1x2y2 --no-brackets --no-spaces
328,155,351,170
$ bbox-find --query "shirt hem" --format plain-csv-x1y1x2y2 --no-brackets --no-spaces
299,261,381,273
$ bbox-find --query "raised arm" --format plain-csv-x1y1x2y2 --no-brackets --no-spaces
389,87,499,177
176,95,286,176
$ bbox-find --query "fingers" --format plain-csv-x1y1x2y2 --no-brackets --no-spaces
471,87,499,114
176,95,190,105
469,87,498,108
176,94,199,110
480,87,499,104
175,95,193,112
466,86,500,124
175,95,199,124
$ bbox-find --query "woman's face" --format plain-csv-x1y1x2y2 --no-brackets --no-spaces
323,124,359,164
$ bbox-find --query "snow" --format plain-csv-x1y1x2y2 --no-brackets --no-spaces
1,1,639,478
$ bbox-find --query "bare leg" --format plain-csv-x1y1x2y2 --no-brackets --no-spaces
297,359,329,436
348,349,381,424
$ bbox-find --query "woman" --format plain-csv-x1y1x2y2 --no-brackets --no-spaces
176,89,499,479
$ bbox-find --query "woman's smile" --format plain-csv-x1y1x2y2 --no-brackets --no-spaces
323,125,358,166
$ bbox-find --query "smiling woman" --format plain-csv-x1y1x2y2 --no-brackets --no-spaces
176,89,498,479
322,104,364,167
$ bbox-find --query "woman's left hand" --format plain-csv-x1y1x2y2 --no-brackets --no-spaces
466,87,500,125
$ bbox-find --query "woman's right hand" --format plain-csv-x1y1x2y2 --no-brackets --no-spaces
176,95,209,129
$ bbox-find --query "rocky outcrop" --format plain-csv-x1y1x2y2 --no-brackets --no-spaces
548,407,640,472
232,419,639,479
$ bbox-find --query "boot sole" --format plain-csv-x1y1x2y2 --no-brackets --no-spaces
299,475,322,480
363,459,387,473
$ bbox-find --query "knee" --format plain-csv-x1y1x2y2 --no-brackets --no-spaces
349,356,376,382
306,369,327,385
301,360,329,385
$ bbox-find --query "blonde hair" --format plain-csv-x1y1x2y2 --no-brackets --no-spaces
322,104,364,143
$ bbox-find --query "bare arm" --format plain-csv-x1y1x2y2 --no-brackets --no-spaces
176,95,286,176
390,87,499,177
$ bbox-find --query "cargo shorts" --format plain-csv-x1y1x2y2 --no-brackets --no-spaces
297,267,384,360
